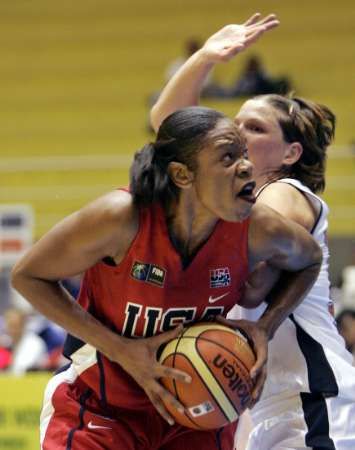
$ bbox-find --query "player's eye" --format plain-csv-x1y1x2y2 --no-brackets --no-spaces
247,123,264,133
222,152,236,165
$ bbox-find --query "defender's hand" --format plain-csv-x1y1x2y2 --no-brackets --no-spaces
201,13,280,63
216,316,268,408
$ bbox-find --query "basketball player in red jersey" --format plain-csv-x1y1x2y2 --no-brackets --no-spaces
12,106,321,449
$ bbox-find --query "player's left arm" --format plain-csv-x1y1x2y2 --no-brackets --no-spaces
219,204,322,405
251,205,322,339
240,183,318,308
249,203,322,339
239,261,280,309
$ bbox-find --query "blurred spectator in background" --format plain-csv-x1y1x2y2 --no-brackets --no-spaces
227,54,292,97
0,307,67,375
0,346,11,370
3,307,47,375
330,275,345,317
0,276,75,375
26,312,67,370
165,38,202,82
0,267,12,314
148,37,224,108
150,50,292,110
341,265,355,308
0,314,12,370
336,309,355,358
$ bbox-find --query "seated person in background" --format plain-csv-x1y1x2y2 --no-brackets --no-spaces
336,309,355,358
0,347,11,370
0,315,13,370
228,54,291,97
341,265,355,307
6,286,67,372
148,38,224,107
27,312,67,370
165,38,202,81
3,307,47,375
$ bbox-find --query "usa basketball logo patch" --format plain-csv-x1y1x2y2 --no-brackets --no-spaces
210,267,231,288
131,261,166,287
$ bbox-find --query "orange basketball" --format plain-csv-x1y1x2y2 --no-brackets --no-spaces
159,322,256,430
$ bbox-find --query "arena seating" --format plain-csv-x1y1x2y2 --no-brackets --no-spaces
0,0,354,236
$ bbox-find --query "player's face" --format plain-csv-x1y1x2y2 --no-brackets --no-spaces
235,98,290,188
193,118,256,222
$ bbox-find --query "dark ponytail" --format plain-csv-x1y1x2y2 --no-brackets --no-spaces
129,140,180,208
130,106,227,207
261,94,336,193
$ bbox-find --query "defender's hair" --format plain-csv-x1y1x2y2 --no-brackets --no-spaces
130,106,230,208
260,94,336,193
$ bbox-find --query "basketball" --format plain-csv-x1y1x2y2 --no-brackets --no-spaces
159,322,256,430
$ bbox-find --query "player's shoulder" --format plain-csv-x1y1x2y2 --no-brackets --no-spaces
77,189,139,261
73,189,137,243
82,189,137,224
250,201,281,225
258,181,318,230
249,202,289,243
258,180,302,204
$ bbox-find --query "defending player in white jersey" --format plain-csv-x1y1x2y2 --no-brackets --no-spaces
150,13,355,449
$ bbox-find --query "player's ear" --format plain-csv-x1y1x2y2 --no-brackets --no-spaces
283,142,303,166
168,162,194,189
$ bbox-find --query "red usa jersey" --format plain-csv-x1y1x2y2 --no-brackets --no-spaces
63,202,250,409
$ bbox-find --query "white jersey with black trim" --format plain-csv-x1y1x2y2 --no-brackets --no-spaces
228,178,355,407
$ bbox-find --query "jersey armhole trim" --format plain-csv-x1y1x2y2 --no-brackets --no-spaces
258,180,323,235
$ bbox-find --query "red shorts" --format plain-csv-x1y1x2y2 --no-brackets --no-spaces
41,376,237,450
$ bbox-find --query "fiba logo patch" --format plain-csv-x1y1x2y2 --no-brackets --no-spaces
210,267,231,288
131,261,166,287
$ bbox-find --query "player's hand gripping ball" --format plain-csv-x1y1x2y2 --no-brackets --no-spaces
159,322,255,430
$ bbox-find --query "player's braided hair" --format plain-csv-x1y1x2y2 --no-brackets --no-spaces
130,106,227,208
260,94,336,193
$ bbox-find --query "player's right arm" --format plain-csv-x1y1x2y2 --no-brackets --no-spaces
150,13,279,132
12,190,138,352
11,190,190,425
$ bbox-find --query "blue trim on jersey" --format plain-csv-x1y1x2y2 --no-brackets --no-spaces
66,389,91,450
215,428,223,450
63,334,86,359
310,201,323,235
96,351,107,406
54,362,71,376
300,393,336,450
290,315,338,396
281,180,323,235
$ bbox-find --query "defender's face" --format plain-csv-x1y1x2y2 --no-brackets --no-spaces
193,118,256,222
235,99,290,188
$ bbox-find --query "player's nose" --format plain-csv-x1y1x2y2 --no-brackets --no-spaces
236,158,253,179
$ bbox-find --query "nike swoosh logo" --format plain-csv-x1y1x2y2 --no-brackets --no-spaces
208,292,229,303
88,421,112,430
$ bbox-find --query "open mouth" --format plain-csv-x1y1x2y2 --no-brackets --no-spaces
237,181,256,204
